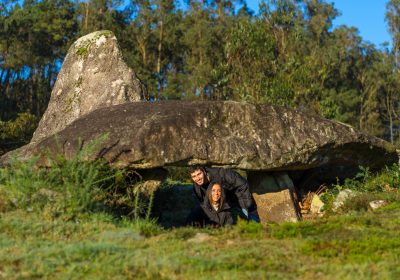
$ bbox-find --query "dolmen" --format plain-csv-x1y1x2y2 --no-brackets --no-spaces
2,31,397,224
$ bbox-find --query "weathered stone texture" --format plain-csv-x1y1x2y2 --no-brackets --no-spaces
248,171,301,223
3,101,397,171
31,30,143,143
253,189,300,223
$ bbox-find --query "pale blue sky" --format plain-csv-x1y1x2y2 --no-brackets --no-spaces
245,0,392,48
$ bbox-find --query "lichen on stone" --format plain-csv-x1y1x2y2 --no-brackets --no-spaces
75,76,83,87
74,30,115,58
76,47,89,57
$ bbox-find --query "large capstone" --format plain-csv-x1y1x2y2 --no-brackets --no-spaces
3,101,397,172
31,30,143,143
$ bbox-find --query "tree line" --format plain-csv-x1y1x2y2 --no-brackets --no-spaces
1,0,400,150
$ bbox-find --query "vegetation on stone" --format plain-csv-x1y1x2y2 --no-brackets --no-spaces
76,47,89,57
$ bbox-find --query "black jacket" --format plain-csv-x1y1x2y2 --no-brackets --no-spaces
193,167,253,209
200,184,233,226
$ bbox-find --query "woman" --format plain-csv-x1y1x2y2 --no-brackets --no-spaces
200,182,233,227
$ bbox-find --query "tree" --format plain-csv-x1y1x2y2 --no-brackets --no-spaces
0,0,77,119
386,0,400,66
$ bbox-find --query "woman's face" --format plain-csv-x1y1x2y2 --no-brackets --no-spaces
211,184,222,204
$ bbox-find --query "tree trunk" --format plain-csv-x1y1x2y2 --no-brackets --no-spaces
157,19,164,99
85,2,89,30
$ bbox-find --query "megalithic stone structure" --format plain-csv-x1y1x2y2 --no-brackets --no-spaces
1,31,398,224
31,30,143,144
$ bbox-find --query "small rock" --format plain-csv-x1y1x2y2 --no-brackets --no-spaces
310,194,324,214
100,229,144,241
187,233,212,243
369,200,387,210
332,189,357,212
226,240,234,246
36,188,60,200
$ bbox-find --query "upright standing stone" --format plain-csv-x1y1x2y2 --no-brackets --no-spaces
31,30,143,143
248,171,301,223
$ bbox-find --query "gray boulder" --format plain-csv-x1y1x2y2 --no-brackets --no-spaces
332,189,357,212
4,101,397,172
31,30,143,144
248,171,301,223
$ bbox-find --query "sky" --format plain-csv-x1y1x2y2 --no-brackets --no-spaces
245,0,392,48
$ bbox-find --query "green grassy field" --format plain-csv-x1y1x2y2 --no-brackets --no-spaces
1,204,399,279
1,156,400,279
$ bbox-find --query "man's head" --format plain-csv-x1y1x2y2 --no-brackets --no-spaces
189,166,206,186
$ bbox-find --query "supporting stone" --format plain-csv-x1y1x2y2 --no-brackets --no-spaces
248,171,301,223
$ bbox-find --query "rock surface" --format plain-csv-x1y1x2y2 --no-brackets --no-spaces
332,189,357,212
187,233,213,243
310,194,325,215
369,200,387,210
3,101,397,171
31,30,143,143
248,171,301,223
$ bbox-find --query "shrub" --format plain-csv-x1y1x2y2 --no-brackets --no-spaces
0,113,38,155
0,142,158,222
165,166,191,183
320,164,400,213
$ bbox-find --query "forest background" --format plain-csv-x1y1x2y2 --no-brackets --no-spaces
1,0,400,155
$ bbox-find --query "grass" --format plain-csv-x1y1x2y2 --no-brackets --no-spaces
0,154,400,279
1,206,399,279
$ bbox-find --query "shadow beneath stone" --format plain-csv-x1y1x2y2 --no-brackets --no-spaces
152,184,196,228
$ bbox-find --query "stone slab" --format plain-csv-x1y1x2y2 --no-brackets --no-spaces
248,171,301,223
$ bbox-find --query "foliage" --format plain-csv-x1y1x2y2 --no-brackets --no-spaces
0,112,38,155
0,0,78,119
2,0,400,144
320,164,400,213
0,144,158,223
164,166,191,183
0,151,400,278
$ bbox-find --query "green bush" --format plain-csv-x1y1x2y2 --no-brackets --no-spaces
0,143,158,222
320,164,400,213
0,113,38,155
165,166,191,183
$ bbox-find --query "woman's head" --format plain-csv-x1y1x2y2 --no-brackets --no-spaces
207,182,224,209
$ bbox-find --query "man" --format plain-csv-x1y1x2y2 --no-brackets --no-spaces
188,166,258,223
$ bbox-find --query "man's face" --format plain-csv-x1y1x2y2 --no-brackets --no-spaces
190,169,205,185
211,184,222,203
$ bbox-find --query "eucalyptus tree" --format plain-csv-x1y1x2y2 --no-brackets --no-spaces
121,0,183,100
75,0,129,36
386,0,400,66
0,0,77,119
385,0,400,142
181,0,222,99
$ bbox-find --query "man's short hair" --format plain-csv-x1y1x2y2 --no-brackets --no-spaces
188,165,205,175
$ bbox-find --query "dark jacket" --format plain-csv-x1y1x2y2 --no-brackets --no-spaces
200,184,233,226
193,167,253,209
